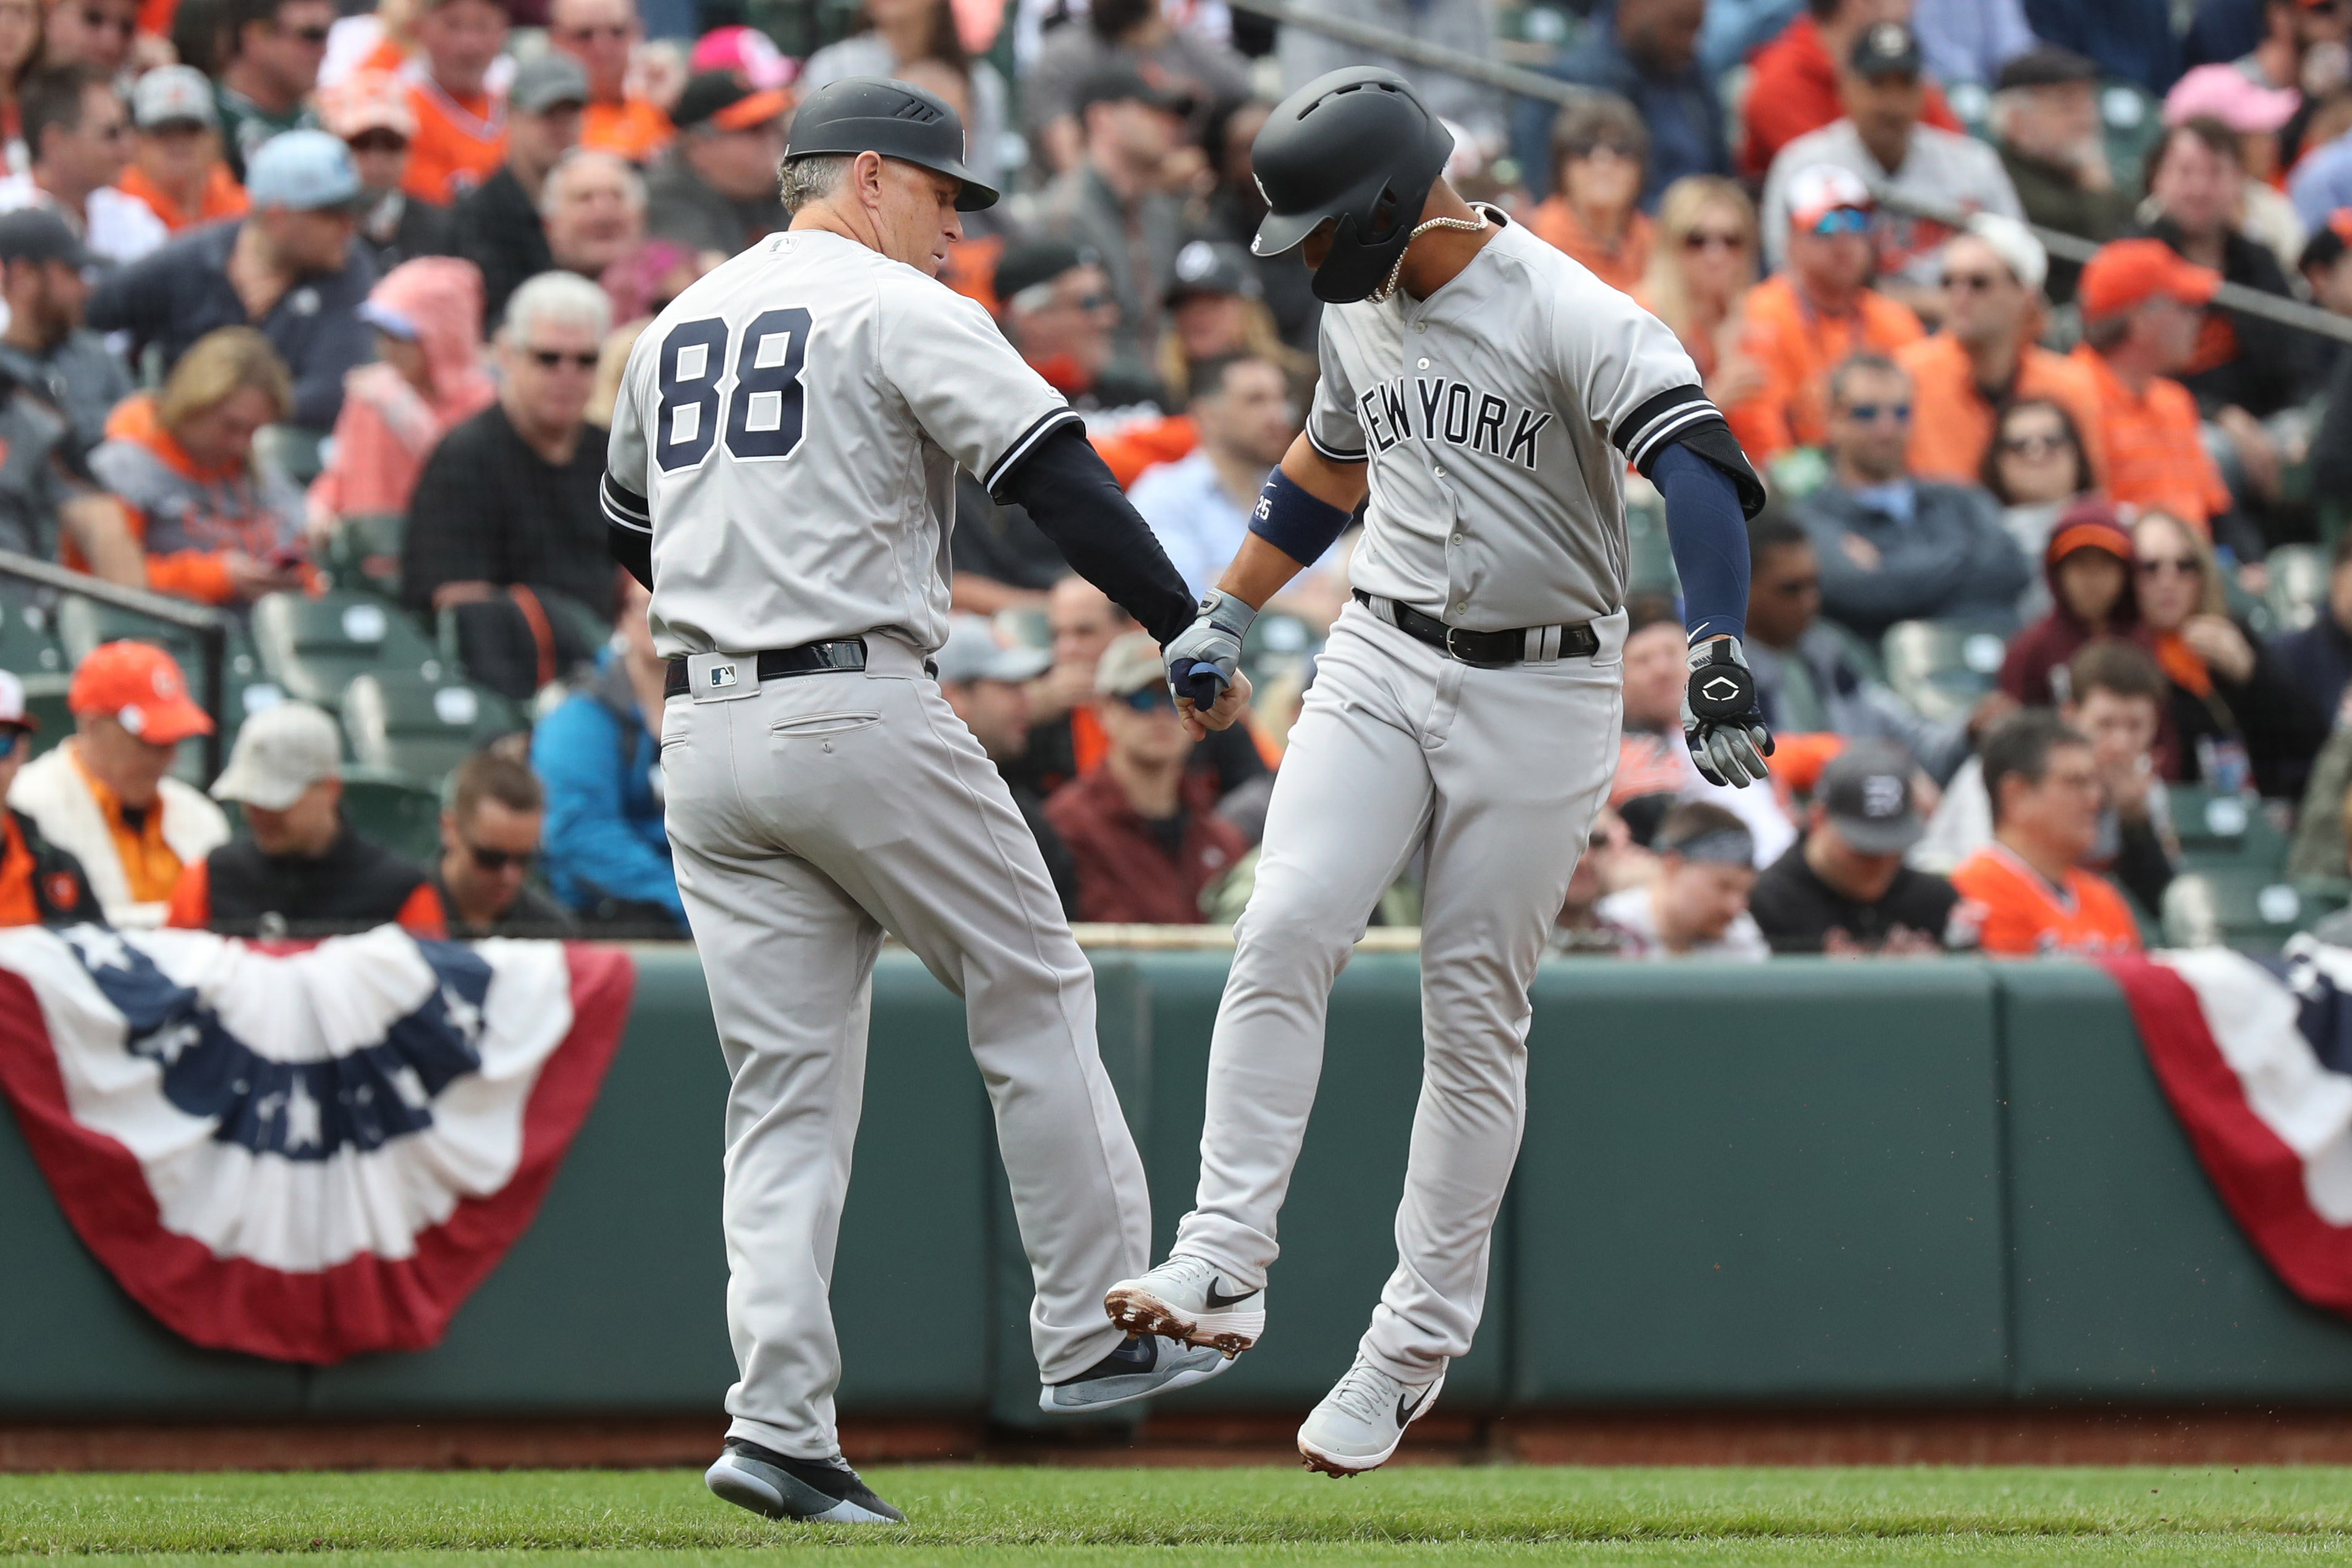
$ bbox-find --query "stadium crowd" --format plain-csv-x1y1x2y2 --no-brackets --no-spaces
2,0,2352,958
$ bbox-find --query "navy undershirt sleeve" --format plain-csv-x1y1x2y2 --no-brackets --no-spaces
1654,442,1748,644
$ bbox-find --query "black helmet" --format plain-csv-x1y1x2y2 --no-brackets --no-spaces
783,76,998,211
1249,67,1452,303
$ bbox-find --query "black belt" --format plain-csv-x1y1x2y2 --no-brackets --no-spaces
1354,590,1598,665
664,638,869,698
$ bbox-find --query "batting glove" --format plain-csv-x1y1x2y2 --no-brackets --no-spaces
1682,635,1775,789
1164,590,1256,709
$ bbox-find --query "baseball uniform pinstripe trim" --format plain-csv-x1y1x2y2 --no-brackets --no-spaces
602,473,652,532
1611,385,1720,469
983,407,1085,493
1305,426,1368,464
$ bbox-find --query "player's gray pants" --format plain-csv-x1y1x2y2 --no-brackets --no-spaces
659,636,1149,1460
1172,601,1626,1383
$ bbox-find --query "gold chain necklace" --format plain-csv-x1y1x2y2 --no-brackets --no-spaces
1366,211,1491,305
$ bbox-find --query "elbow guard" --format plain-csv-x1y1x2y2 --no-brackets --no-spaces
1248,468,1352,566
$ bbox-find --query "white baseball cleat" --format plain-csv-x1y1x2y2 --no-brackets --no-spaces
1103,1253,1266,1357
1295,1353,1445,1477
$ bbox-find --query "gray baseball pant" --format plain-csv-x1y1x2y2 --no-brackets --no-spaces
659,635,1149,1460
1172,601,1627,1383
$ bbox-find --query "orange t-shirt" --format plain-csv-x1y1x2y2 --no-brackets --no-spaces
66,743,187,908
1897,335,2109,489
403,78,507,204
1950,844,2143,956
116,162,249,234
1724,274,1924,465
2068,344,2230,531
583,96,674,163
0,812,36,926
1525,199,1652,297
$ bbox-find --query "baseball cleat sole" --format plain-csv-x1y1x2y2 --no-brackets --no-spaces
1103,1284,1263,1358
1297,1432,1398,1477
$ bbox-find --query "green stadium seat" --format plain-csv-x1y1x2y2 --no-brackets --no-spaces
1625,487,1677,598
253,424,325,486
2163,864,2348,954
339,672,523,782
336,765,444,865
318,512,406,601
1240,612,1316,693
0,598,66,677
2167,785,2291,876
2100,81,2164,192
248,590,445,710
2263,543,2329,636
17,671,69,759
1880,618,2011,725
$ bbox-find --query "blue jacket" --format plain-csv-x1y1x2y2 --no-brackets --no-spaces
1512,12,1729,204
531,655,683,926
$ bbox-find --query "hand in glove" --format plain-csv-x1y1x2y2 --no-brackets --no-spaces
1163,589,1256,710
1682,635,1774,788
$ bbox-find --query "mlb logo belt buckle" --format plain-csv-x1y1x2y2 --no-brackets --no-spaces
687,652,761,701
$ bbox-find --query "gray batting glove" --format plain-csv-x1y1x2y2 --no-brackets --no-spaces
1682,635,1774,789
1164,590,1256,709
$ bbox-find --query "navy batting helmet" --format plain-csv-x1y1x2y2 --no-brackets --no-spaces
784,76,998,211
1249,67,1452,303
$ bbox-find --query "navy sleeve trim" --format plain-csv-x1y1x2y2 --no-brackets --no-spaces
983,406,1086,495
1611,384,1719,469
601,471,651,532
1304,425,1368,465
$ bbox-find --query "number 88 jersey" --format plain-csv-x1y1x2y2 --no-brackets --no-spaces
603,227,1080,662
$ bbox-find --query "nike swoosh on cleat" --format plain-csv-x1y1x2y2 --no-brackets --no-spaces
1204,1282,1256,1310
1395,1385,1433,1428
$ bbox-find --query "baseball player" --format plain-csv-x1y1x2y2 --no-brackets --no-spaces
1109,68,1774,1476
601,78,1248,1525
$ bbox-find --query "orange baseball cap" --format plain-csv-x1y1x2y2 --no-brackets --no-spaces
68,641,214,744
2078,238,2220,320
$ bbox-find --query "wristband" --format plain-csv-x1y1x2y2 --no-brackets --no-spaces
1248,468,1352,565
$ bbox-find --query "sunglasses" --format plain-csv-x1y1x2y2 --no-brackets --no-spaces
1119,685,1177,714
2136,555,2200,577
467,842,535,872
1682,228,1743,252
277,22,329,41
1942,269,2005,292
2001,431,2067,457
347,129,408,153
1842,402,1911,423
1565,139,1639,162
560,21,632,37
78,8,133,32
1767,574,1821,596
527,347,599,370
1809,207,1872,236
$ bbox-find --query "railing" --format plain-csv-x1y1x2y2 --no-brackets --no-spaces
0,548,232,782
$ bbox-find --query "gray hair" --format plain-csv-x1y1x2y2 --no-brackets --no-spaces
538,148,647,219
502,270,613,344
779,153,851,216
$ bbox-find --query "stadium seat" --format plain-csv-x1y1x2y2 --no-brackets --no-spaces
2163,864,2347,953
1240,612,1316,693
339,672,523,782
2167,785,2292,877
17,672,69,758
336,765,445,866
1880,618,2011,724
1624,486,1678,599
2263,544,2329,636
248,591,446,710
318,513,406,602
253,424,326,487
2100,80,2164,191
55,595,279,764
0,598,66,677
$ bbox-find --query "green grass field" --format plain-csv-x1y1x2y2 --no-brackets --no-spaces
8,1465,2352,1564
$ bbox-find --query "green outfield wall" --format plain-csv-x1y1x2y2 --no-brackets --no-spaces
5,948,2350,1421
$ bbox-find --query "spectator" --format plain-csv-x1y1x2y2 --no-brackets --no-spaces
118,66,246,235
168,701,447,935
1950,709,2144,955
87,326,308,604
1741,510,1966,775
933,613,1076,916
324,70,455,277
1751,739,1963,953
1044,630,1246,924
1989,44,2138,300
1196,95,1319,352
0,65,165,267
211,0,329,181
433,746,570,936
1918,639,2178,916
1981,398,2097,586
1794,352,2029,641
0,204,129,455
403,270,613,622
1761,22,2023,299
1740,0,1966,181
1528,92,1652,294
307,255,494,535
1910,0,2034,85
1596,801,1770,959
2233,0,2351,162
1551,802,1641,953
0,0,38,177
38,0,132,77
0,224,137,589
2133,507,2324,796
2288,109,2352,230
2302,210,2352,506
88,129,376,436
643,71,787,259
1516,0,1724,206
2069,237,2240,543
1636,175,1765,407
1897,223,2106,491
996,238,1164,415
1152,238,1309,403
1131,353,1299,597
2162,66,2307,271
2273,528,2352,724
1724,164,1923,465
2021,0,2178,97
1036,67,1187,375
1026,0,1245,176
5,640,228,928
800,0,1010,198
549,0,672,164
1613,606,1798,865
531,574,681,928
1999,499,2147,709
541,148,643,281
402,0,509,204
0,670,96,925
451,52,588,329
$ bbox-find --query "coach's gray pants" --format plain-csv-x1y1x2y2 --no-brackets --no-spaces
1172,602,1625,1383
659,636,1149,1460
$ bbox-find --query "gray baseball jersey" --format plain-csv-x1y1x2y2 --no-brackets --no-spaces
1304,206,1719,631
604,228,1081,660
